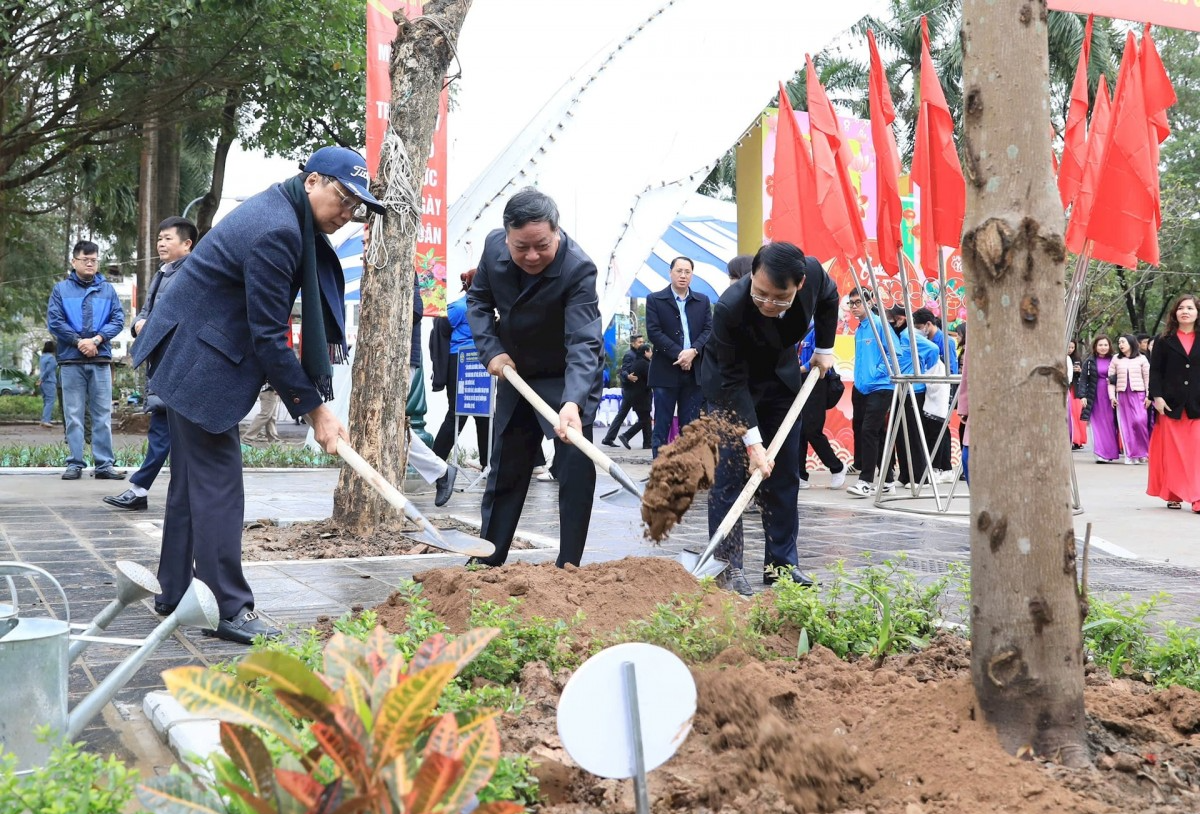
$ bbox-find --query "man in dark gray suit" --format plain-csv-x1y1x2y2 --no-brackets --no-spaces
467,188,603,567
702,242,838,596
133,146,381,643
645,257,712,457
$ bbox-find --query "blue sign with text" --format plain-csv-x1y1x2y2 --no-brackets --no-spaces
455,350,492,416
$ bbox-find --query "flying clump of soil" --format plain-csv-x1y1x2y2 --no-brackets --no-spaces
641,414,744,542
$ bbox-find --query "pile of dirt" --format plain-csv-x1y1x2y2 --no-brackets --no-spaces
640,415,743,542
241,516,526,560
390,557,704,636
378,557,1200,813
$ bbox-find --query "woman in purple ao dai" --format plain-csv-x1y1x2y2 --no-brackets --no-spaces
1109,334,1151,463
1080,335,1121,462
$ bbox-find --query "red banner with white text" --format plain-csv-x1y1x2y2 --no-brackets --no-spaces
1047,0,1200,33
366,0,448,315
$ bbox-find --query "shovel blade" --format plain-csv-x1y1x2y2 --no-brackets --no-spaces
411,527,495,559
598,487,643,509
678,548,726,580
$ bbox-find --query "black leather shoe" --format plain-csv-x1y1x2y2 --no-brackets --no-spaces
153,601,176,617
434,464,457,507
94,468,126,480
718,566,754,597
205,607,281,645
619,436,631,449
764,566,817,589
62,466,82,480
103,489,148,511
601,438,618,447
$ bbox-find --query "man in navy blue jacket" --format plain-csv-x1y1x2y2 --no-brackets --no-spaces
133,146,381,643
645,257,712,458
47,240,126,481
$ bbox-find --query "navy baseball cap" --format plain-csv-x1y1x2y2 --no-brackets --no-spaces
303,146,385,214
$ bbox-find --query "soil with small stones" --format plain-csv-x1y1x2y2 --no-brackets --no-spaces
641,415,744,542
240,517,529,560
378,557,1200,814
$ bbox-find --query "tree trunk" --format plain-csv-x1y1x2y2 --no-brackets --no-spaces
960,0,1089,767
196,89,241,237
156,119,181,224
332,0,472,535
136,118,159,310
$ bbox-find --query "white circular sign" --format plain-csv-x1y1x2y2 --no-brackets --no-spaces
556,642,696,779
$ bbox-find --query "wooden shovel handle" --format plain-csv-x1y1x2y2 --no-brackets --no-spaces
336,439,443,541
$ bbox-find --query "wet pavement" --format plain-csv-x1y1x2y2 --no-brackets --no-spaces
1,440,1197,768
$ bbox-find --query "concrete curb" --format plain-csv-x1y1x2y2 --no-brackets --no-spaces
144,691,222,779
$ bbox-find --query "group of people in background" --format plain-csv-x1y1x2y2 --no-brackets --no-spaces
1069,294,1200,513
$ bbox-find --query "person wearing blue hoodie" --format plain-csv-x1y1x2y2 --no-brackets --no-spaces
886,304,942,487
47,240,126,481
846,290,894,497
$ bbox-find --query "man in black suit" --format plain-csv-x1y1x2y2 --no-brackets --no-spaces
645,257,712,457
601,335,652,448
467,188,603,567
702,242,838,596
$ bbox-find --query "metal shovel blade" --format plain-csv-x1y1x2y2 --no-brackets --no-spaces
405,525,495,558
599,476,649,508
678,548,726,580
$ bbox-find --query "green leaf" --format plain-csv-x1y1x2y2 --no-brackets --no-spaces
237,651,333,703
409,628,500,676
136,775,228,813
440,717,502,812
163,667,301,750
797,628,811,657
372,662,457,765
403,751,462,813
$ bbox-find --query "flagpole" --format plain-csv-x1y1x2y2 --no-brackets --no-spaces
1063,240,1093,345
937,250,951,363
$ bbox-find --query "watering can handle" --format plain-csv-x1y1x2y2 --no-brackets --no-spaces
0,562,71,623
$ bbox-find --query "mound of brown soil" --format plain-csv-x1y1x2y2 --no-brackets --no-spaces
241,516,522,560
641,416,743,542
375,557,1200,813
391,557,705,635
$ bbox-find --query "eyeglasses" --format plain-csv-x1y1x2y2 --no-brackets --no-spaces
323,176,367,218
846,298,864,307
750,291,796,309
73,257,99,266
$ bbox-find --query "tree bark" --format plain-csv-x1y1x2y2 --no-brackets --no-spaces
136,118,159,312
195,89,241,237
960,0,1089,766
332,0,471,535
155,119,181,225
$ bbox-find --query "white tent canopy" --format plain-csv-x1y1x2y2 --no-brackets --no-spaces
446,0,884,326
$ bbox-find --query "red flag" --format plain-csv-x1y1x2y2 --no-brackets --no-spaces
868,29,903,278
806,54,867,265
770,83,840,261
1137,25,1176,265
1086,32,1156,264
910,17,966,279
1058,14,1092,210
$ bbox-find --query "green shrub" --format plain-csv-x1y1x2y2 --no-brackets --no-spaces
1084,591,1200,689
0,441,336,468
0,735,137,814
608,585,763,663
463,596,580,683
0,395,58,421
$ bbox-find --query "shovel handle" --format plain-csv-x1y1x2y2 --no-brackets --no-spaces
501,365,644,498
691,369,823,575
336,439,445,543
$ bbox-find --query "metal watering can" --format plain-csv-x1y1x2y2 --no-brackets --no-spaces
0,561,219,771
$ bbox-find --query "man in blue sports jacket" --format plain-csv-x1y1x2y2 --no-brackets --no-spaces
132,146,381,644
47,240,126,481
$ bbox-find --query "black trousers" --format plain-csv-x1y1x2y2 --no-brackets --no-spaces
800,378,844,480
851,387,892,482
158,409,253,620
432,362,490,467
894,390,930,486
479,399,595,567
708,396,802,574
602,390,651,447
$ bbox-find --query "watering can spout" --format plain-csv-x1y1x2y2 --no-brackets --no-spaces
65,578,219,741
68,561,161,664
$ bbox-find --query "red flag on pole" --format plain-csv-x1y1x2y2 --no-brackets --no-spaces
868,29,903,278
805,55,867,265
1085,31,1156,264
1137,24,1176,266
910,17,966,280
1058,14,1093,210
770,83,840,261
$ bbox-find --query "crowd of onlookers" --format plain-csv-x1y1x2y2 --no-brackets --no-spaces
1068,294,1200,512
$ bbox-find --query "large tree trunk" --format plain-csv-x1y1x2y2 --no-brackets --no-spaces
136,118,159,309
332,0,471,534
195,89,241,237
155,119,181,224
960,0,1089,766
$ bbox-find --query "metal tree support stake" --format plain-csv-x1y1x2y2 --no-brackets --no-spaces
622,661,651,814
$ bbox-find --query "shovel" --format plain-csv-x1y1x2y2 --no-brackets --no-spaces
336,439,495,558
688,369,823,577
501,365,645,501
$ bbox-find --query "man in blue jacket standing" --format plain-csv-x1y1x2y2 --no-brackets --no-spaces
47,240,126,481
845,290,894,497
132,146,379,643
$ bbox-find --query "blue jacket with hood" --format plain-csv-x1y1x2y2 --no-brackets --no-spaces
47,271,125,363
